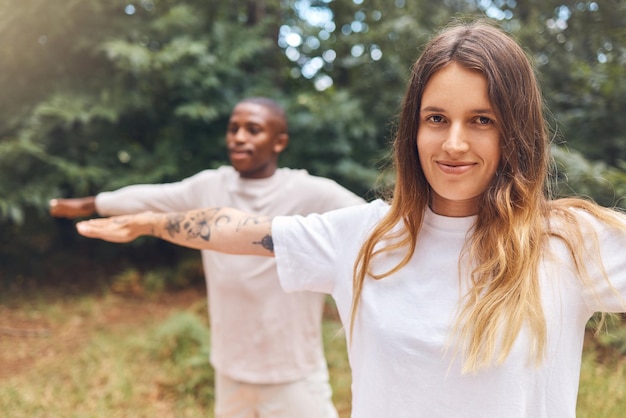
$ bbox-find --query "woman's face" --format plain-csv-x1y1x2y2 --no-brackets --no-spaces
417,62,501,217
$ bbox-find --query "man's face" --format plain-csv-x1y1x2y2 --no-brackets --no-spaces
226,102,287,179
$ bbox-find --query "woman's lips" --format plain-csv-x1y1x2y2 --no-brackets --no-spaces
436,161,475,175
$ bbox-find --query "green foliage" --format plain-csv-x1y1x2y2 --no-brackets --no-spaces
152,311,214,406
0,0,288,271
597,316,626,356
537,1,626,165
108,258,204,296
282,90,383,196
1,0,625,276
552,145,626,208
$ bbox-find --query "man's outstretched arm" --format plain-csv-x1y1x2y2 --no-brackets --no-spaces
76,207,274,257
49,197,97,218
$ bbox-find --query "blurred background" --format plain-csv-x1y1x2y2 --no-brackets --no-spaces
1,1,625,416
1,0,625,283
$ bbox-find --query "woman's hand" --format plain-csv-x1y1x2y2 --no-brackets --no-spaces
76,212,157,243
76,207,275,257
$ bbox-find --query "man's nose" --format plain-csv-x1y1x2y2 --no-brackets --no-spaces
230,128,247,143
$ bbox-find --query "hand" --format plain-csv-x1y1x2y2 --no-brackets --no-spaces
49,197,97,218
76,214,154,243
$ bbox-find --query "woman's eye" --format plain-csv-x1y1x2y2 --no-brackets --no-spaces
477,116,493,125
427,115,444,123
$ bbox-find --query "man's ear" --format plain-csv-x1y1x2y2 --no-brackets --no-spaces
273,133,289,154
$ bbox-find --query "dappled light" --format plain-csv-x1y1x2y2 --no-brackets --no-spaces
0,1,625,414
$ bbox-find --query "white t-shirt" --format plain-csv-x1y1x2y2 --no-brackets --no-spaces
272,199,626,417
96,166,364,383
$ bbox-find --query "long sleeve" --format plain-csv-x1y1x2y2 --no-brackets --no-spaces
95,170,217,215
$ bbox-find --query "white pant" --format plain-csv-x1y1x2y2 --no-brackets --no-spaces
215,363,339,418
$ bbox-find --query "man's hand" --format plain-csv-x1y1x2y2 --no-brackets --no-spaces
49,197,97,219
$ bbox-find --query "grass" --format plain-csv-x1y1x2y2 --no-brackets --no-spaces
0,292,207,417
0,287,351,418
323,319,352,417
1,286,625,417
577,338,626,418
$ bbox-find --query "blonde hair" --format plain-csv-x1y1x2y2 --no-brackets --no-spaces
351,20,625,372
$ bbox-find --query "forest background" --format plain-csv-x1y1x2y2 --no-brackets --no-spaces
1,0,626,278
0,0,625,415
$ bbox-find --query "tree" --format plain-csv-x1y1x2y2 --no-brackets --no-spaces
0,0,292,275
510,0,626,166
1,0,624,278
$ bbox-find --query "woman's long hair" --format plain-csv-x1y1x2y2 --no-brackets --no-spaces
350,20,619,372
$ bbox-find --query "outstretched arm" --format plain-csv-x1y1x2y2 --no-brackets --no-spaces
76,207,274,257
49,197,97,219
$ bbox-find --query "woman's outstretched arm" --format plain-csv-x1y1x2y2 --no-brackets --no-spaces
76,207,274,257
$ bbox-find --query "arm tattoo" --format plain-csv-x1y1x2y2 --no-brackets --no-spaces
162,209,225,241
253,235,274,252
240,215,274,253
182,208,227,241
164,213,185,238
162,208,273,253
237,215,270,230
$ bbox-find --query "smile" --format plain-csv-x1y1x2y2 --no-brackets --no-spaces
229,150,252,159
436,161,475,175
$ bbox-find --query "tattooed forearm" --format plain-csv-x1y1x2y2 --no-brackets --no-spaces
150,207,274,256
164,213,185,238
75,206,274,256
253,235,274,253
237,215,272,230
178,208,225,241
240,215,274,253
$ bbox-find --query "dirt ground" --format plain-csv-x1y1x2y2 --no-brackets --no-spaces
0,286,207,382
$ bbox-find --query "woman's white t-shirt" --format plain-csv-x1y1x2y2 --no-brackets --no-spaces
272,199,626,418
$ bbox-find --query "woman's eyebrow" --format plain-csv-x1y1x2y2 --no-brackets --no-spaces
420,106,495,114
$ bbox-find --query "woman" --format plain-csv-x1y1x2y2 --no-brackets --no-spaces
77,21,626,417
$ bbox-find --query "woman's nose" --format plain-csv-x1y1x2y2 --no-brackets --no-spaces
441,125,469,154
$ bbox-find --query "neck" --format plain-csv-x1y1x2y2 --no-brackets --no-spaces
430,194,479,217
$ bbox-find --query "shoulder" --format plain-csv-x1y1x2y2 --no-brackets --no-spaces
549,199,626,231
547,199,626,254
183,166,237,183
276,199,387,232
276,168,337,186
276,168,365,205
276,167,315,182
330,198,388,218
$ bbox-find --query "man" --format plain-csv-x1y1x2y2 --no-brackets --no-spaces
50,97,365,418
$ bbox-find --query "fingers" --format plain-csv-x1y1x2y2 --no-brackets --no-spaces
48,197,96,218
49,199,62,216
49,198,75,218
76,219,105,238
76,218,134,243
